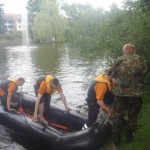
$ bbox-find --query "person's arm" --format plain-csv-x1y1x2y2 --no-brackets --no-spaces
95,82,112,113
33,93,42,121
7,92,14,111
33,82,46,121
59,92,71,112
56,84,71,112
97,100,111,113
7,82,16,111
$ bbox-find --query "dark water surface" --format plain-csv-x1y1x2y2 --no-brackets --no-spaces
0,43,113,149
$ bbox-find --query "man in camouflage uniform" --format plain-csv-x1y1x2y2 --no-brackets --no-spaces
110,43,147,146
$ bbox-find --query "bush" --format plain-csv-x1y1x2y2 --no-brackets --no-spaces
0,31,22,40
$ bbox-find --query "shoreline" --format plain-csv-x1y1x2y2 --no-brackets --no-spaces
0,39,22,47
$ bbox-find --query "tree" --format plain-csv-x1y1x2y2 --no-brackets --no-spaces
123,0,150,69
61,3,106,49
0,4,5,34
27,0,42,38
139,0,150,13
33,0,65,43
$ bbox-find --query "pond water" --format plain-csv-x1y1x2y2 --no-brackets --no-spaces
0,43,114,149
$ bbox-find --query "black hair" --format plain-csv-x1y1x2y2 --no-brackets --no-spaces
18,77,25,83
52,77,60,85
107,67,114,76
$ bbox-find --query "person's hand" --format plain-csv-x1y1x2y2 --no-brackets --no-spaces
106,107,112,113
8,108,16,112
32,114,38,122
65,106,72,113
11,102,18,107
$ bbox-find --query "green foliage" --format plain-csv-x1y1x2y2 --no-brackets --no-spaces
139,0,150,13
0,32,22,40
32,0,65,43
27,0,42,38
61,0,150,71
0,4,5,34
62,3,108,50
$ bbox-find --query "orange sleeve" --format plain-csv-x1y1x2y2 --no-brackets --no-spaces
38,81,47,95
0,89,5,96
94,82,107,100
8,82,17,94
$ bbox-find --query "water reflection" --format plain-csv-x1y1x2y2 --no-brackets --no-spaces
30,44,61,75
55,45,113,106
4,46,37,94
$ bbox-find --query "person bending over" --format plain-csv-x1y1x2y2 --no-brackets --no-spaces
82,72,115,129
0,77,25,111
32,75,71,124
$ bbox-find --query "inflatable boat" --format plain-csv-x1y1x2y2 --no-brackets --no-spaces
0,92,112,150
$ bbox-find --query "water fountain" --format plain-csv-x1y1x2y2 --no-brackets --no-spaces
22,15,29,46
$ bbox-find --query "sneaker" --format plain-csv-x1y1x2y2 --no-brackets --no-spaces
82,123,88,130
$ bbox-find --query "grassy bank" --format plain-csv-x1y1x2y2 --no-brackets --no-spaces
0,32,22,47
0,39,22,47
118,87,150,150
101,88,150,150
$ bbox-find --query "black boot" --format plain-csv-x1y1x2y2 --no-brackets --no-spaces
114,133,121,146
126,130,134,143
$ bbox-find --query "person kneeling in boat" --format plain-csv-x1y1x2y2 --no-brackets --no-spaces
82,72,115,130
32,75,71,124
0,77,25,111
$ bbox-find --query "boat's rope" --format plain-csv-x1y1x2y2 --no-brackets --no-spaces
0,145,10,149
19,86,28,127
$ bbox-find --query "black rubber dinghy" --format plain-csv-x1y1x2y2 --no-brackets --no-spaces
0,92,112,150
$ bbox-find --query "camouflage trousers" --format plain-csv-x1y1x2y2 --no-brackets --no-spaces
112,96,143,137
97,108,113,126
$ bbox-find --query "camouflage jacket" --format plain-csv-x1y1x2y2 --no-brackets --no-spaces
111,54,147,97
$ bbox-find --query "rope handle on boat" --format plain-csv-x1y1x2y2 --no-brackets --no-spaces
104,112,112,124
18,86,28,127
103,97,115,125
72,103,88,113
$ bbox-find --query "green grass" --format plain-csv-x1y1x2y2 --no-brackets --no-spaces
118,92,150,150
